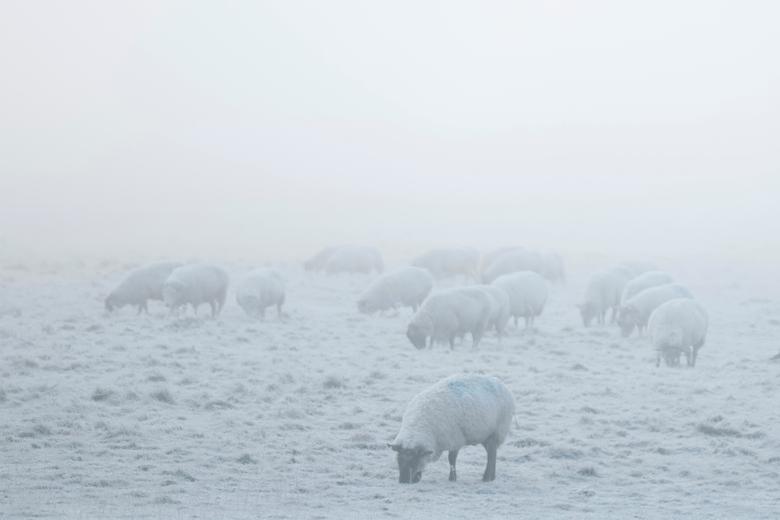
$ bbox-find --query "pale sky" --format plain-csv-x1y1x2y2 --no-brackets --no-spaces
1,1,778,263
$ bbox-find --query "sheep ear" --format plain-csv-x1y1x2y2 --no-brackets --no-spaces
387,443,401,451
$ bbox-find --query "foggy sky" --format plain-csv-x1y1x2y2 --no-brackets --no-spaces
1,1,778,263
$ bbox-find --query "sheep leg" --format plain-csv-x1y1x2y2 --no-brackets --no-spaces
277,303,283,318
448,336,455,349
209,301,217,318
192,303,198,316
448,450,459,482
655,351,661,368
684,348,692,367
482,434,498,482
513,316,518,328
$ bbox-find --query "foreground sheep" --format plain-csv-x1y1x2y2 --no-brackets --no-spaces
406,288,492,349
389,374,515,483
578,267,631,327
621,270,674,303
162,263,229,317
236,268,285,318
618,283,693,337
491,271,548,329
324,245,384,274
649,298,708,367
105,261,182,314
358,266,433,314
411,247,480,280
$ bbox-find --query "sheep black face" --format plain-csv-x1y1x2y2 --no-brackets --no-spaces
406,323,427,350
104,295,116,312
389,444,432,484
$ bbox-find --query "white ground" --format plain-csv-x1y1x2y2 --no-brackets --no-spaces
2,259,779,519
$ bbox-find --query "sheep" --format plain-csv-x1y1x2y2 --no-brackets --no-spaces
105,261,182,314
406,287,492,349
162,263,229,317
648,298,708,367
480,246,525,275
491,271,548,329
481,248,543,284
358,266,434,314
475,285,511,336
621,270,675,303
324,245,384,274
303,246,342,272
389,374,515,483
618,260,657,279
617,283,693,337
411,247,480,280
578,267,632,327
236,268,285,318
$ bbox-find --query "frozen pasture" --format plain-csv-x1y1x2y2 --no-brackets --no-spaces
1,260,779,519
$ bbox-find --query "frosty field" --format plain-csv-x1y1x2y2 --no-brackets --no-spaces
2,260,779,519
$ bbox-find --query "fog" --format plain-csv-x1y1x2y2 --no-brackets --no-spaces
1,0,778,263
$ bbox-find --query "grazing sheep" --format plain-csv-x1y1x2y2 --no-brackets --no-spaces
618,260,657,279
481,249,543,284
621,270,674,303
480,246,525,275
411,247,480,280
304,246,342,272
406,288,492,349
389,374,515,483
578,267,631,327
105,261,182,314
618,283,693,337
475,285,511,336
358,266,434,314
324,245,384,274
236,268,285,318
162,263,229,317
491,271,548,329
649,298,708,367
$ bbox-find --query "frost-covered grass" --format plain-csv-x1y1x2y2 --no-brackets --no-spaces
1,263,780,519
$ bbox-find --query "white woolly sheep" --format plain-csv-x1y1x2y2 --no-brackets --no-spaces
162,263,229,317
475,285,511,336
481,249,543,284
389,374,515,483
358,266,433,314
491,271,548,329
411,247,480,280
648,298,708,367
406,287,492,349
617,283,692,337
618,260,657,279
621,270,674,304
324,245,384,274
236,268,285,318
578,267,632,327
303,246,342,272
105,261,182,314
